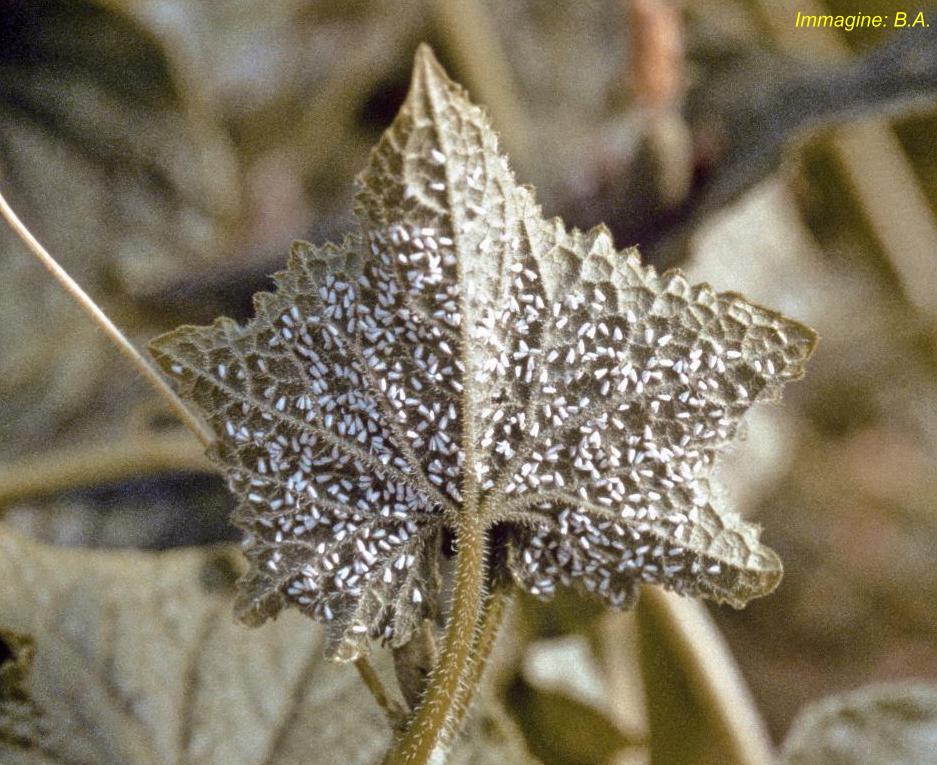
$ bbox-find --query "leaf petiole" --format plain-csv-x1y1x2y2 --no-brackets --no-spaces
383,512,490,765
447,588,510,742
354,657,408,727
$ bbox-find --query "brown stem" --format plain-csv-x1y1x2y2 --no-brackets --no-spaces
383,513,488,765
354,657,407,727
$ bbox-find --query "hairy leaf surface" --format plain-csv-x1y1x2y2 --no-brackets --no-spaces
151,44,815,661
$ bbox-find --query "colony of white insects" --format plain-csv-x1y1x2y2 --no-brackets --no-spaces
154,46,813,660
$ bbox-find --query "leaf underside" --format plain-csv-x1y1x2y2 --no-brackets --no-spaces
150,44,816,661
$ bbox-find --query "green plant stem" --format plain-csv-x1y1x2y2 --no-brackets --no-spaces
446,589,510,741
383,512,488,765
354,657,407,727
0,188,216,449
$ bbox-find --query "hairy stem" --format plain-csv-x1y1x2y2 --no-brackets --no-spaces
0,189,215,449
383,513,488,765
446,589,510,741
354,657,407,727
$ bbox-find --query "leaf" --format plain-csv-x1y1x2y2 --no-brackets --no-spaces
447,697,545,765
507,679,640,765
0,526,535,765
150,44,815,662
0,0,240,291
780,683,937,765
636,589,773,765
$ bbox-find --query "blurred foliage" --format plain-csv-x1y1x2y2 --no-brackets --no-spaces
780,683,937,765
507,679,639,765
0,0,240,460
0,527,537,764
2,0,937,763
0,628,45,750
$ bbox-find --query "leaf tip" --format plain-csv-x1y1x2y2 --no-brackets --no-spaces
408,42,462,108
412,42,445,81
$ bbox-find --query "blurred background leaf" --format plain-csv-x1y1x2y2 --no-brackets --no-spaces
0,0,241,463
636,589,774,765
780,683,937,765
0,527,538,764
